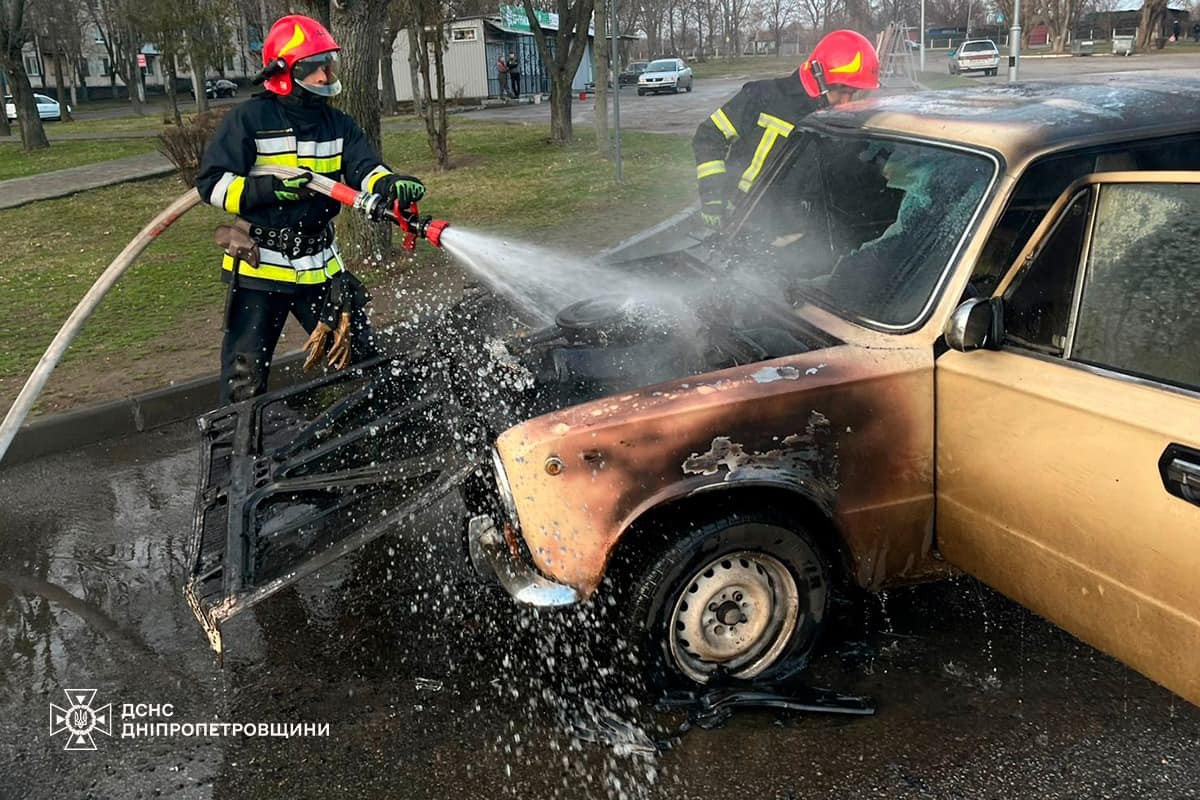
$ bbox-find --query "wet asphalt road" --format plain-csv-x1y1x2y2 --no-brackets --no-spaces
2,420,1198,800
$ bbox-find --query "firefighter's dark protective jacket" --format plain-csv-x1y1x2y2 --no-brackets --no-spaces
196,93,397,293
693,71,821,205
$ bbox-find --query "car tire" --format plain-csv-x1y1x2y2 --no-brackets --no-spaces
615,510,832,691
637,89,645,96
686,80,693,92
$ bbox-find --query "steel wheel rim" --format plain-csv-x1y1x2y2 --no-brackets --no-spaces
667,550,801,683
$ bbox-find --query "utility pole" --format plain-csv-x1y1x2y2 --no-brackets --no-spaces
920,0,926,71
1008,0,1022,81
610,0,622,182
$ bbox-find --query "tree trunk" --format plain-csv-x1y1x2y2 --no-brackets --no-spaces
164,53,182,125
331,0,392,262
124,50,145,114
0,92,10,137
53,44,73,123
413,1,449,167
406,25,423,119
3,64,50,150
380,51,398,115
188,47,208,112
593,1,609,156
550,72,573,142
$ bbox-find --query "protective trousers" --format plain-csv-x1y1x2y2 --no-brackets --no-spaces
219,285,377,404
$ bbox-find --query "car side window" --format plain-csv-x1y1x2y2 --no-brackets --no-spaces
1002,188,1090,355
1070,183,1200,390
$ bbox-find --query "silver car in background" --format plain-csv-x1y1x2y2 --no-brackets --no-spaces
637,58,694,95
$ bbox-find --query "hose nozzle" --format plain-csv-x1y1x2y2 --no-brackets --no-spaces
394,202,449,249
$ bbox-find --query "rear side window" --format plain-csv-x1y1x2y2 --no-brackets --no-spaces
1071,183,1200,389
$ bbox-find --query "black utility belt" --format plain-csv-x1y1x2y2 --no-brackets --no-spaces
249,224,332,258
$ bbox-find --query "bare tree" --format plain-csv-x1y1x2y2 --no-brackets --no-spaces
410,0,450,166
1137,0,1167,48
31,0,86,121
522,0,596,143
86,0,148,112
1,0,49,149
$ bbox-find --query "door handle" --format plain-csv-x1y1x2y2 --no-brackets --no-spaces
1160,444,1200,506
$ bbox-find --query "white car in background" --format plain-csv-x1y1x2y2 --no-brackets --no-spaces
949,39,1001,76
4,92,71,121
637,58,694,95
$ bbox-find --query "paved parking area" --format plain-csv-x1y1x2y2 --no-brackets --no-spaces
466,51,1200,136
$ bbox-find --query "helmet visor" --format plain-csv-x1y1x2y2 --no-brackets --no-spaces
293,51,342,96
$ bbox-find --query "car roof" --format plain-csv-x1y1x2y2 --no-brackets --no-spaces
812,73,1200,169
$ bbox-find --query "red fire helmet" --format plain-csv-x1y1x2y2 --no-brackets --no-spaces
799,30,881,98
262,14,340,96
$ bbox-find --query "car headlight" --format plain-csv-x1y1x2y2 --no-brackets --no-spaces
491,447,520,529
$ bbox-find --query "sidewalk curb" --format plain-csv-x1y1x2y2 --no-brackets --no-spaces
3,350,311,468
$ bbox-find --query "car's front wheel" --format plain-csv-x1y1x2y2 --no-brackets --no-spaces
620,510,832,688
637,88,645,96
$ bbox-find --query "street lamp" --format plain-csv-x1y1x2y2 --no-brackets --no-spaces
1008,0,1022,81
920,0,926,72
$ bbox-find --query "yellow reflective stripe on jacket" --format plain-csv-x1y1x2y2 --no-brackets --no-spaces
710,108,739,141
224,176,246,214
222,253,344,285
738,113,795,193
696,160,726,179
296,155,342,173
255,152,297,167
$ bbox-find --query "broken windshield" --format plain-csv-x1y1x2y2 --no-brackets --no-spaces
732,132,995,329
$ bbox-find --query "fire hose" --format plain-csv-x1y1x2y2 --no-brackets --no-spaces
0,166,448,464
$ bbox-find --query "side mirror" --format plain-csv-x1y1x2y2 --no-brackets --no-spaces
945,297,997,352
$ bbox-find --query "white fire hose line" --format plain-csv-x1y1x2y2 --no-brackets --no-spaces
0,167,346,465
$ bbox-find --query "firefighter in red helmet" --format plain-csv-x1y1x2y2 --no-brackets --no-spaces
197,14,426,404
692,30,880,228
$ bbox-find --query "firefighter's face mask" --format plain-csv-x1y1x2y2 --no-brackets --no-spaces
293,51,342,97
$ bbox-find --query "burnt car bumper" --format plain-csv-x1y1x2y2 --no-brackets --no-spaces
467,514,579,607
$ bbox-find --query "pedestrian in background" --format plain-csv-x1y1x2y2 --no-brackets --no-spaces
507,52,521,98
1192,21,1199,41
496,54,511,98
1173,17,1181,41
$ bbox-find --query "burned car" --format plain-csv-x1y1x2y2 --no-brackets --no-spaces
187,76,1200,707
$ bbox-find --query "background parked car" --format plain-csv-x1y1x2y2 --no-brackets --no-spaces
637,58,694,95
4,93,70,121
619,61,650,86
949,39,1001,75
191,79,238,100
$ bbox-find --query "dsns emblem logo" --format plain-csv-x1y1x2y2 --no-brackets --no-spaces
50,689,113,751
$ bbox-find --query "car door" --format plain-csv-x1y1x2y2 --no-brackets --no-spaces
937,173,1200,706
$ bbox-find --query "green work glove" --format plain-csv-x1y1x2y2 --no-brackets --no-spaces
274,173,314,202
701,199,726,229
376,174,426,206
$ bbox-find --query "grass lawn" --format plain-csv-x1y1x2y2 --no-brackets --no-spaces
0,123,695,412
0,138,160,180
50,114,178,136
